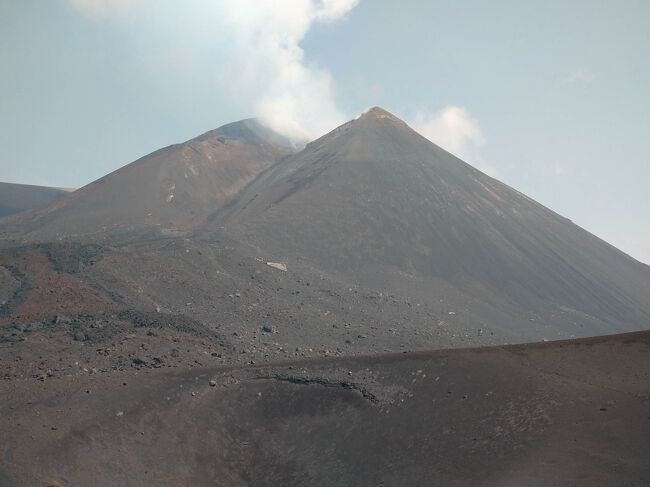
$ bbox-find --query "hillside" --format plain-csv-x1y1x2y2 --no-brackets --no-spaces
1,119,297,240
0,182,69,219
214,107,650,337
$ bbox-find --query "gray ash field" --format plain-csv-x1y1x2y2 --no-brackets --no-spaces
0,108,649,486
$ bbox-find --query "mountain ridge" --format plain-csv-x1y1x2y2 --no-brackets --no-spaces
0,182,70,220
1,108,648,351
1,118,297,241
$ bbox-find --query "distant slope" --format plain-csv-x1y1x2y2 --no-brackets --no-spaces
1,331,648,486
0,182,69,219
216,107,650,335
2,119,297,240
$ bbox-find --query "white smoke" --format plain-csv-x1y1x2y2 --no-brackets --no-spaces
411,106,496,175
217,0,359,139
65,0,359,140
64,1,492,162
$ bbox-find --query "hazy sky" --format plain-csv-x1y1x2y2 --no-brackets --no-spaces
1,0,649,263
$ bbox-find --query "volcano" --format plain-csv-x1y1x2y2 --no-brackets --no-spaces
1,108,649,486
3,118,297,240
1,108,648,352
214,107,650,336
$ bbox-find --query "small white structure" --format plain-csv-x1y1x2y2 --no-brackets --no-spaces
266,262,287,272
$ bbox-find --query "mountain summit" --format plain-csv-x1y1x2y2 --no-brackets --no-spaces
4,118,296,239
359,106,406,121
216,107,650,335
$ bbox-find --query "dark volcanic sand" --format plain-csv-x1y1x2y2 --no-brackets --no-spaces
1,331,648,486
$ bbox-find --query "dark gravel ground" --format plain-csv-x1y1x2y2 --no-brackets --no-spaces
0,331,648,486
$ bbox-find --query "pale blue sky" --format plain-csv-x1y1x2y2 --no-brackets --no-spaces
1,0,649,263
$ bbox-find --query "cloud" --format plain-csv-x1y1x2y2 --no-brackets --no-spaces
315,0,361,21
608,232,650,265
411,106,496,175
564,69,595,84
65,0,359,140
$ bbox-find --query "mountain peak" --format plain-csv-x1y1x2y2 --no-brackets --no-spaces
199,118,299,150
358,106,405,123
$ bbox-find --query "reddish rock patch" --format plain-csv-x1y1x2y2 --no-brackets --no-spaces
0,249,116,323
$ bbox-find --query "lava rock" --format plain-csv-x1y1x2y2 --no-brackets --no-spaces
73,332,87,342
